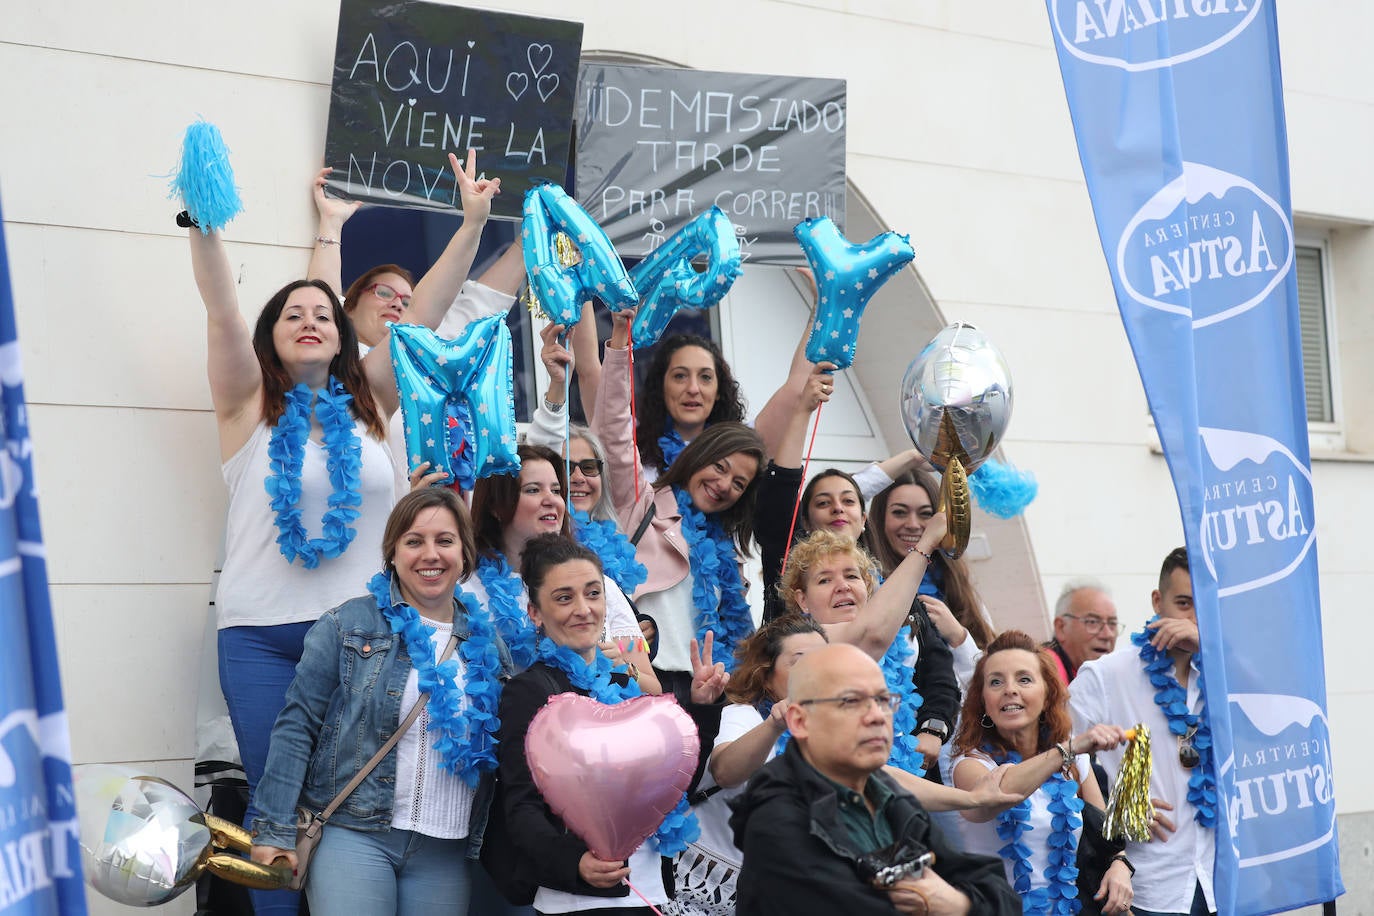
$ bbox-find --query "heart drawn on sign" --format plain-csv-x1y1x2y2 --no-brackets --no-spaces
527,42,554,76
536,74,559,102
525,693,699,861
506,71,529,101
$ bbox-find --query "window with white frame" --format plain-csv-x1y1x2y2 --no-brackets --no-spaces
1295,242,1335,425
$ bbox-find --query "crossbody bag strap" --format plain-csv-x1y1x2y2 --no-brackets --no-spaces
630,500,657,546
314,632,460,823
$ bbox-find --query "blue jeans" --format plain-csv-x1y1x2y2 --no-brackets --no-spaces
1133,881,1214,916
306,825,471,914
219,622,313,916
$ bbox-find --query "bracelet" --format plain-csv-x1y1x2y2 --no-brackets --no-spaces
909,545,933,562
314,236,339,247
1056,738,1074,772
543,396,566,413
1110,853,1135,876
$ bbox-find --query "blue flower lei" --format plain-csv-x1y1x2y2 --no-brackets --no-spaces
880,627,925,776
673,487,755,672
265,377,363,568
367,571,504,786
477,553,538,671
658,419,688,471
535,637,700,853
992,750,1083,916
572,510,648,595
1132,619,1217,827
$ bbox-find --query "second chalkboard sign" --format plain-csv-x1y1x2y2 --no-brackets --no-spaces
324,0,583,220
575,64,847,265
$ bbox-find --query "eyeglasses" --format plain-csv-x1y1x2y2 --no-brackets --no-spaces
364,282,413,308
1062,613,1120,634
1178,723,1200,769
798,692,901,715
568,458,603,478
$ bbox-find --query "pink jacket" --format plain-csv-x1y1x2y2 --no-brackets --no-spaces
592,345,691,598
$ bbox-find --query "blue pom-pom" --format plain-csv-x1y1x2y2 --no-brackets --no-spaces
969,458,1037,519
169,120,242,233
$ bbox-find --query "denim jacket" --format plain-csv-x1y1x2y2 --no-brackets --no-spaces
251,581,514,856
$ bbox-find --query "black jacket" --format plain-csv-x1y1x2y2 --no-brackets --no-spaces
754,461,961,729
493,663,633,899
728,741,1018,916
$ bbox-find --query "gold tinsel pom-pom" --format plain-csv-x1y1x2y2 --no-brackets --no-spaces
521,232,583,322
1104,724,1154,842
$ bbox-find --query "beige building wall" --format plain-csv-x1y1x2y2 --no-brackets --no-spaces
2,2,1369,912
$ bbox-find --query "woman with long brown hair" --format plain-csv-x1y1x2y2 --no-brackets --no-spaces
950,631,1134,915
186,150,499,915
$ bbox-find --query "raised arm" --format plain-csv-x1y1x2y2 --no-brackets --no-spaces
189,228,262,456
405,149,500,330
591,309,651,527
821,514,949,659
569,302,602,421
305,166,361,299
752,269,819,459
854,448,934,501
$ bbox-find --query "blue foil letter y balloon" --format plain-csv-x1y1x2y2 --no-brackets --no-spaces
522,183,638,325
390,315,520,482
795,217,914,370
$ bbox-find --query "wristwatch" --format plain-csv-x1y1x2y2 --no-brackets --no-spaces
917,718,950,743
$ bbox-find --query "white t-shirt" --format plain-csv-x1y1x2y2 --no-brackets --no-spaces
1070,646,1216,913
949,751,1093,890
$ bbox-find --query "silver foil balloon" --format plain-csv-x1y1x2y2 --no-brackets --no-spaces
900,322,1013,474
75,765,288,906
900,323,1013,556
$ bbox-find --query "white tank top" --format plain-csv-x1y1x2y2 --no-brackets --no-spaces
216,420,398,628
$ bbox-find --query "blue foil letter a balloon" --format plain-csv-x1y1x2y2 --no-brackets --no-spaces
795,217,914,370
629,207,743,346
390,315,520,482
522,183,638,326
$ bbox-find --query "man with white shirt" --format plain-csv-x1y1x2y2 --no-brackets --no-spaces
1069,547,1216,916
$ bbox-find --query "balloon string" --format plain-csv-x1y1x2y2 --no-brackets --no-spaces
780,400,824,576
622,877,666,915
561,330,572,517
627,326,641,504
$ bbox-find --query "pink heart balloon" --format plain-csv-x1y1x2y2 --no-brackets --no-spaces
526,692,699,861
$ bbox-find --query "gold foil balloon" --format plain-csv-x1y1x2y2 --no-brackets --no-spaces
74,765,289,906
900,323,1013,556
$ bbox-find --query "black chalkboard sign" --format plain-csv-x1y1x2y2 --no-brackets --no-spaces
575,64,846,265
324,0,583,219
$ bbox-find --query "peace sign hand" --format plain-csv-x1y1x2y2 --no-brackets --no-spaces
689,631,730,705
448,149,500,224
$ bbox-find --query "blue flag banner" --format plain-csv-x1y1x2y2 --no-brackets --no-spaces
0,196,87,912
1045,3,1342,914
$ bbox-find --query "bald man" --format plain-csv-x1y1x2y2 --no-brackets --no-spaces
729,644,1017,915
